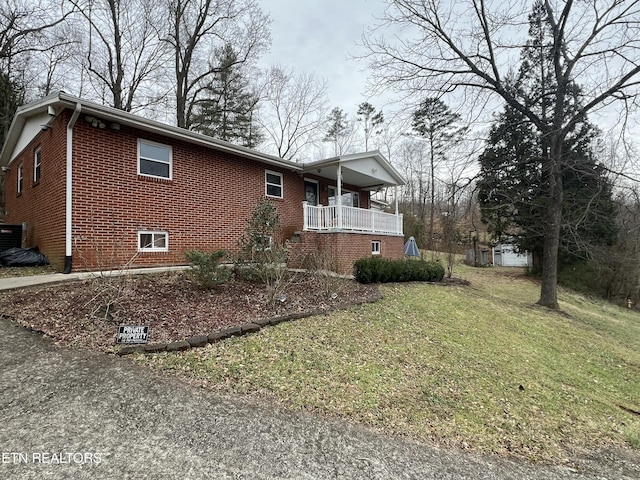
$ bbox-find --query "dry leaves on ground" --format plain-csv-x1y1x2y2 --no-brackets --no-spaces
0,271,380,353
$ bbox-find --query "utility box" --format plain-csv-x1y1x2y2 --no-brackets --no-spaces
0,224,23,252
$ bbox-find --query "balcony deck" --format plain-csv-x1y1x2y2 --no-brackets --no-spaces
303,202,403,236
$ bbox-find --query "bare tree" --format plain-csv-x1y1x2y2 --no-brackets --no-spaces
69,0,169,111
364,0,640,308
1,0,77,101
35,21,83,96
0,0,75,64
258,65,328,161
164,0,270,129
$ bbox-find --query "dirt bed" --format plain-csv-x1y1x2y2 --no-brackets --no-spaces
0,271,380,353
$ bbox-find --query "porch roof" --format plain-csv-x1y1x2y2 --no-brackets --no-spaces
302,152,406,190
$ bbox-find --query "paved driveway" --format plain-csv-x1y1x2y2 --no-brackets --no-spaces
1,317,638,479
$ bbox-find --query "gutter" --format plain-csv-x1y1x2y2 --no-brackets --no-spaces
54,91,300,173
63,102,82,274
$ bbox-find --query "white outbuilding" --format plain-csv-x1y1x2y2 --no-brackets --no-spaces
492,242,532,267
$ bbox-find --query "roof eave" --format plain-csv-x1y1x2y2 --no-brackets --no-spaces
1,92,301,172
302,150,407,186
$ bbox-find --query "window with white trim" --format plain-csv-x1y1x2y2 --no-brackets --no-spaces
254,235,273,252
138,139,172,179
265,170,283,198
138,231,169,252
34,148,42,183
328,187,359,207
372,240,381,255
17,163,23,194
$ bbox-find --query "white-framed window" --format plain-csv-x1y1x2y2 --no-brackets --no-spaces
17,163,23,194
138,231,169,252
34,147,42,183
328,187,359,207
265,170,283,198
372,240,381,255
351,191,360,208
138,139,172,179
255,235,273,252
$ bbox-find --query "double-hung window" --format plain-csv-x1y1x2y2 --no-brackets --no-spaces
34,148,42,183
265,170,283,198
17,163,23,194
138,231,169,252
372,240,381,255
254,235,273,252
138,139,172,179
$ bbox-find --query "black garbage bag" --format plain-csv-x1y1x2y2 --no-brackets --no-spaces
0,247,49,267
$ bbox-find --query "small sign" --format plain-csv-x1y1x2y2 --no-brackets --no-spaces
116,325,149,344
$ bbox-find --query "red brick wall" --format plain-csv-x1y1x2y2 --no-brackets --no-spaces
289,231,404,275
4,115,68,269
4,109,306,271
69,118,305,271
4,106,401,274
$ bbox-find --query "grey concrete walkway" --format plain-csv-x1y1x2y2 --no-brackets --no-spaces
0,266,189,291
1,317,639,479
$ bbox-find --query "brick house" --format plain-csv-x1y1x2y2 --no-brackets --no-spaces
0,92,405,274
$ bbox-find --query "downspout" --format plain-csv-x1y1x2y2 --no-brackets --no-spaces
63,103,82,274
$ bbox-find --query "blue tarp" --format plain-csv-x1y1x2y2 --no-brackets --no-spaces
404,236,420,257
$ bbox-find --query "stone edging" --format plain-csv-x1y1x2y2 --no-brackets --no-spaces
116,289,383,356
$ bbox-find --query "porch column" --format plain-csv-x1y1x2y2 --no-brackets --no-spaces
336,164,342,229
302,201,309,231
394,186,399,215
395,186,401,235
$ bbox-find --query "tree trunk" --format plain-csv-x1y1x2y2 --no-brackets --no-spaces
538,138,563,308
428,132,436,250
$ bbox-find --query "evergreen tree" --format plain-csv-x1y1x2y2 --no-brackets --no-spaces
0,71,25,149
356,101,383,151
324,107,350,156
477,2,617,272
411,98,464,249
0,72,25,213
190,44,263,148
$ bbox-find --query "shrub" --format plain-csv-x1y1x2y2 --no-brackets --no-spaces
353,257,445,284
185,250,231,289
236,197,292,304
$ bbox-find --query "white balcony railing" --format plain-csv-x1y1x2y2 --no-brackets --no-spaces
303,202,403,236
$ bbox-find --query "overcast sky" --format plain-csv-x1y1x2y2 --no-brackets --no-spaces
258,0,389,116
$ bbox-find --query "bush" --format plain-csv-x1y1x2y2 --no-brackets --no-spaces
353,257,445,284
236,197,292,304
185,250,231,289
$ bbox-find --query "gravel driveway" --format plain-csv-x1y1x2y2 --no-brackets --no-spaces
1,317,638,479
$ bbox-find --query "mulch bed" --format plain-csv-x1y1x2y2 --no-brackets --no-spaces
0,271,380,353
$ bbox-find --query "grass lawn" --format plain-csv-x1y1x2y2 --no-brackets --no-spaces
0,265,57,278
138,264,640,463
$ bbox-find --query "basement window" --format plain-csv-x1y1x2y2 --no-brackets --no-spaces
372,240,381,255
254,235,273,252
138,139,172,180
138,231,168,252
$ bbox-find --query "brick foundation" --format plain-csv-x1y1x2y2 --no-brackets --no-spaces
289,231,404,275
